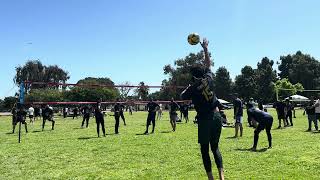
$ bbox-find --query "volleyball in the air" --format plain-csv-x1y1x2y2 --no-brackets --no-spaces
187,33,200,45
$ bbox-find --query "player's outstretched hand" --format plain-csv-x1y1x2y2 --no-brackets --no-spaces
200,38,209,50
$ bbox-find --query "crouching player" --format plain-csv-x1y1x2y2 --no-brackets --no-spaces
247,103,273,151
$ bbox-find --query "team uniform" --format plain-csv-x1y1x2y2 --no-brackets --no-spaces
113,103,121,134
144,101,160,134
248,108,273,149
234,98,243,124
305,102,318,131
181,103,189,123
169,101,180,132
181,69,223,173
42,106,55,131
94,105,106,137
119,104,126,126
273,101,287,128
314,99,320,125
73,107,79,119
246,101,255,127
34,107,41,120
285,101,294,126
81,106,91,128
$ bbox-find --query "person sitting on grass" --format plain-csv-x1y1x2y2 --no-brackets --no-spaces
247,103,273,151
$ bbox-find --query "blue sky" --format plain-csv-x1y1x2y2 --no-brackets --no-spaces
1,0,320,98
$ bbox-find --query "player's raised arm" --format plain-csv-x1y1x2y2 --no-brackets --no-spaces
200,38,211,68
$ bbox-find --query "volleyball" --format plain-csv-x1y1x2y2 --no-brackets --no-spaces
187,33,200,45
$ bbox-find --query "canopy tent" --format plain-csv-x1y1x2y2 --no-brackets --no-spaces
218,99,230,104
285,95,310,102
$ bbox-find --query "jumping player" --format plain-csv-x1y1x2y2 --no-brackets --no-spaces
144,98,159,134
181,38,224,180
247,103,273,151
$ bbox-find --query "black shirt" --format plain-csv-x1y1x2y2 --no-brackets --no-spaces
181,70,219,116
182,104,189,113
43,107,53,118
286,103,293,113
83,106,90,115
16,110,27,122
305,105,315,115
94,107,104,120
248,108,272,124
274,101,285,114
147,102,159,113
234,98,243,116
169,101,180,114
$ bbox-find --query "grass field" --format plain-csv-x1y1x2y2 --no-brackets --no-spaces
0,109,320,179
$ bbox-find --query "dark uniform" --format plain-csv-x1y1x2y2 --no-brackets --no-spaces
113,103,121,134
144,101,160,134
305,102,318,131
12,106,28,133
73,107,79,119
119,104,126,125
285,101,294,126
274,101,286,128
95,105,106,137
81,106,91,128
169,100,180,131
248,108,273,149
181,70,223,173
42,106,55,131
181,104,189,123
34,107,41,120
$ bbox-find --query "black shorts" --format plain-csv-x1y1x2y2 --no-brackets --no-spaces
277,113,285,119
29,115,34,119
198,112,222,144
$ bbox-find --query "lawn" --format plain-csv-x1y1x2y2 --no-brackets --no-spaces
0,109,320,179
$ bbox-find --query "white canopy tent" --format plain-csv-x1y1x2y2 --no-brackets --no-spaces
285,95,310,102
218,99,230,104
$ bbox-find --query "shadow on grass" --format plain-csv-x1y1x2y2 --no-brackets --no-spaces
32,130,42,133
160,130,172,133
73,127,83,130
135,133,149,136
226,136,237,139
235,148,268,153
78,136,99,140
5,132,14,135
312,131,320,133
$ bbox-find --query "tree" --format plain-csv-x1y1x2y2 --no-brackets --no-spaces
278,51,320,90
65,77,120,102
14,60,70,90
118,81,134,99
273,78,304,99
25,89,64,102
234,66,257,101
255,57,277,103
3,96,16,110
160,51,213,100
215,67,232,100
134,82,149,100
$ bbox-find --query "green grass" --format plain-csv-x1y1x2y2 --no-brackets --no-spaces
0,109,320,179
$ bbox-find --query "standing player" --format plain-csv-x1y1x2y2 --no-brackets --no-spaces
16,103,28,133
233,94,243,137
94,102,106,137
314,97,320,125
34,106,41,121
247,104,273,151
28,105,35,124
42,105,55,131
181,101,190,123
113,102,121,134
157,103,163,120
73,107,79,119
144,98,160,134
181,38,224,180
273,100,287,128
119,102,126,126
169,98,180,132
285,99,294,126
304,98,318,131
246,98,255,127
81,105,91,128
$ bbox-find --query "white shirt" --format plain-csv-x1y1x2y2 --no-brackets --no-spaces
28,107,34,116
315,99,320,113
